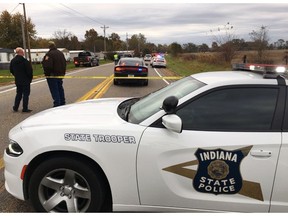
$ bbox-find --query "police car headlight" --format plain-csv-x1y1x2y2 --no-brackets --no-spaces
6,140,23,157
276,66,286,73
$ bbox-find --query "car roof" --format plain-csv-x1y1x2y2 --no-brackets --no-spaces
191,71,280,85
118,57,145,66
120,57,142,61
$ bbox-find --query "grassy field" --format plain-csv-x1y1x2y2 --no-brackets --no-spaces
166,49,288,77
165,54,231,77
232,50,288,65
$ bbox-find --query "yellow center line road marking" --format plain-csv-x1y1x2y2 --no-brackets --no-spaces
1,75,181,80
0,157,4,170
76,75,114,102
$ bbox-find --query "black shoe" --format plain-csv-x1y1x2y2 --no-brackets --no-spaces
13,106,18,112
22,109,32,113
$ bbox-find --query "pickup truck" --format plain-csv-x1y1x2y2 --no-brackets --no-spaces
73,51,99,67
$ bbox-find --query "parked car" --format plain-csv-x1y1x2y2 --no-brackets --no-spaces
114,57,148,86
143,54,152,62
151,56,166,68
73,51,99,67
4,64,288,212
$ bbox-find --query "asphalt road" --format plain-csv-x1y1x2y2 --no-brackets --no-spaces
0,62,176,212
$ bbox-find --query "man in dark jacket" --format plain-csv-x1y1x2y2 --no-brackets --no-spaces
10,47,33,112
42,41,67,107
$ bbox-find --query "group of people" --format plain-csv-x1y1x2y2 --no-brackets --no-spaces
9,41,66,113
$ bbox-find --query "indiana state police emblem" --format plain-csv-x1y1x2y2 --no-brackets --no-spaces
163,145,264,201
193,148,244,195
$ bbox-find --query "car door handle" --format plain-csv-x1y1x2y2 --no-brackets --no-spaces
250,150,272,157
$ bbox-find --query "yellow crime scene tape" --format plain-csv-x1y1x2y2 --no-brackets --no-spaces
0,75,182,170
0,75,182,80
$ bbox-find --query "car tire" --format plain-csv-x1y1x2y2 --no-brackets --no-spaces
142,79,148,86
28,157,107,212
113,79,119,85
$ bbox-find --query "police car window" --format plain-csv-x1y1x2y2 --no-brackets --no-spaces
119,59,142,66
176,87,279,131
129,76,205,124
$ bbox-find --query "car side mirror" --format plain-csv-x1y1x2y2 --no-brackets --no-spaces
162,96,178,114
162,114,183,133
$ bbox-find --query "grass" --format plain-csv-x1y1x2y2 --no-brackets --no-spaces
165,54,231,77
165,49,288,77
0,59,111,85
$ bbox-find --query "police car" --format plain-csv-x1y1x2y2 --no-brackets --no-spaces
4,64,288,212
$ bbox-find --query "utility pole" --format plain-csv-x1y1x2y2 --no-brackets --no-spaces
21,3,31,63
126,32,128,51
20,17,27,57
101,25,109,52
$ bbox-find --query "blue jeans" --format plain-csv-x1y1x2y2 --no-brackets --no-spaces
46,78,65,107
14,84,31,111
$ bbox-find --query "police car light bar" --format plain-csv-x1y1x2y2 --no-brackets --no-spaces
232,63,287,78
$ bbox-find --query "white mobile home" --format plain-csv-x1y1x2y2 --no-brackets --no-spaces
29,48,70,63
0,48,14,69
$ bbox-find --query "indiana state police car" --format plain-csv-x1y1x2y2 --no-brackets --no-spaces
4,64,288,212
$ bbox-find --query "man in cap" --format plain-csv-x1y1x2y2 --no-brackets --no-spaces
10,47,33,112
42,41,67,107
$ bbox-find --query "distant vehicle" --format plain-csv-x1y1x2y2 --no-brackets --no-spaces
143,54,152,61
151,56,166,68
114,57,148,86
118,53,133,59
73,51,99,67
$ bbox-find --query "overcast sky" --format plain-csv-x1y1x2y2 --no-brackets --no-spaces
2,0,288,46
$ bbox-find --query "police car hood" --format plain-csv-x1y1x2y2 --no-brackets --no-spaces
20,98,129,128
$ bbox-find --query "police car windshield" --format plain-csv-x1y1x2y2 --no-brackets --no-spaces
129,76,205,124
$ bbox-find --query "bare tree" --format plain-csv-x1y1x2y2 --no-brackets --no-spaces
249,25,269,63
52,29,73,48
209,22,238,62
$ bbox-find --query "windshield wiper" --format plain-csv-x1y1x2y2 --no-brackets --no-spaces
124,98,139,121
124,105,131,121
118,98,139,121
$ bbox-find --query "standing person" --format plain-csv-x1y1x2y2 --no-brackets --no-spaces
42,41,67,107
114,53,118,65
10,47,33,113
283,54,288,65
242,55,247,63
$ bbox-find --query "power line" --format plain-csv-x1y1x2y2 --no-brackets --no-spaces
59,3,105,26
9,4,20,14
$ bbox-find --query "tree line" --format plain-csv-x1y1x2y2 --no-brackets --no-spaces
1,10,287,63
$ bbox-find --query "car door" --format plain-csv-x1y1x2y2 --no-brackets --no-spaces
270,87,288,212
137,85,284,212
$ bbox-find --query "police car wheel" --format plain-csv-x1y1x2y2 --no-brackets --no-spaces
113,79,119,85
28,157,107,212
143,79,148,86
